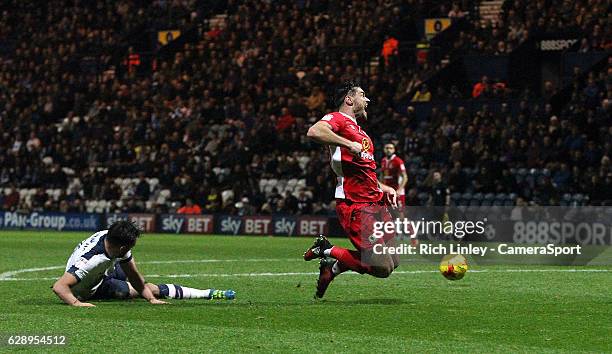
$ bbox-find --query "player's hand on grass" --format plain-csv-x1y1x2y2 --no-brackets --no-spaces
347,141,363,156
148,298,169,305
74,302,96,307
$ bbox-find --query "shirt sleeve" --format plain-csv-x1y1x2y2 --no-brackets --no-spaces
320,113,344,133
67,257,96,282
398,159,406,172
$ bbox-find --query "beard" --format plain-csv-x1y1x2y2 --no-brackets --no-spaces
354,107,367,120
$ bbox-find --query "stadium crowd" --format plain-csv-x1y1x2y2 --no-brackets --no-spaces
450,0,611,57
0,0,610,216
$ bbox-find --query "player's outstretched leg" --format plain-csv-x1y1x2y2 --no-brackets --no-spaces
145,283,235,300
315,257,339,299
303,235,332,261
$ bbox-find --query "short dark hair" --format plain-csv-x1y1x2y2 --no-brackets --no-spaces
106,220,140,247
333,80,361,108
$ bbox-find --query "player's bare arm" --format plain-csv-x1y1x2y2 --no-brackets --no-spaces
307,121,362,156
52,273,96,307
399,170,408,194
120,259,168,305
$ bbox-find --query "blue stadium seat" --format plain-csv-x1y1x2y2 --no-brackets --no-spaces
451,192,461,202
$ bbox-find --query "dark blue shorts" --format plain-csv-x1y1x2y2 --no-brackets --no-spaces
91,264,130,300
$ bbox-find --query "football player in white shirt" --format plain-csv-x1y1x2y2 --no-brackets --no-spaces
52,220,235,307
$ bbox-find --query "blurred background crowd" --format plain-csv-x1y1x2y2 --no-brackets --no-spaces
0,0,610,215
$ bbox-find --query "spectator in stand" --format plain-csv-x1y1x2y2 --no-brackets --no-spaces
0,0,609,215
134,175,151,201
3,187,20,211
381,35,399,69
472,76,491,98
448,3,467,21
177,198,202,215
412,84,432,102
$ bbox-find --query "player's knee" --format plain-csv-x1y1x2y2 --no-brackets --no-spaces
111,281,131,299
113,288,130,299
371,264,393,278
392,256,400,269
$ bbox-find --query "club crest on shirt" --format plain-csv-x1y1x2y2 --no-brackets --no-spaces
361,138,370,151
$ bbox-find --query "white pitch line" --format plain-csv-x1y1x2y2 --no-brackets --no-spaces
1,269,611,281
0,258,298,280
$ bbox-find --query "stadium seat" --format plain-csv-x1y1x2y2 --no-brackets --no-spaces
276,179,288,190
160,189,171,199
495,193,507,201
148,178,159,191
258,179,268,192
221,190,234,205
89,200,99,212
572,194,584,205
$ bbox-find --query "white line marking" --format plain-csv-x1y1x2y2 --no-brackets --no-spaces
1,269,610,281
0,258,297,280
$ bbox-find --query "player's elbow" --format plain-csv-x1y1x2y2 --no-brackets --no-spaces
306,125,319,140
307,124,324,141
52,281,63,296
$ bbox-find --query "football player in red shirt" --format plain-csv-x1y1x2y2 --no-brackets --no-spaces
380,143,408,207
304,81,400,298
380,143,418,246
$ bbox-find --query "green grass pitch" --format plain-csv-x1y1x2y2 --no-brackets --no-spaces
0,231,610,353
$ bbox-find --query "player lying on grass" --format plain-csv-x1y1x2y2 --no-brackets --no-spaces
52,220,235,307
304,80,400,298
